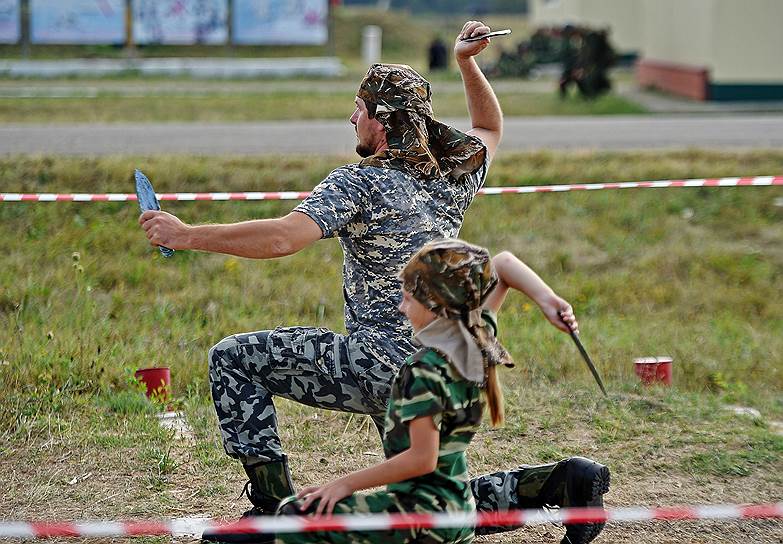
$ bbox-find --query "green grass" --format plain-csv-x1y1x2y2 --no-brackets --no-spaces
1,150,781,539
1,150,781,405
0,91,643,123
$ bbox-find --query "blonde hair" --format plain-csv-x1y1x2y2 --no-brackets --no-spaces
484,364,505,427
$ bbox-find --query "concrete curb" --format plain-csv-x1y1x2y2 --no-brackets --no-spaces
0,57,344,79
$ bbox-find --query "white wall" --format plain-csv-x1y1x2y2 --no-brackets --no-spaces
530,0,643,53
529,0,574,25
532,0,783,83
640,0,713,67
711,0,783,82
640,0,783,82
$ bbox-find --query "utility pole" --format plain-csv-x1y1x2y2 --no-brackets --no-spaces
124,0,136,57
226,0,233,51
20,0,30,58
327,0,336,56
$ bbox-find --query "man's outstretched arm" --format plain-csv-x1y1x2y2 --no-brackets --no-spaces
139,210,322,259
454,20,503,159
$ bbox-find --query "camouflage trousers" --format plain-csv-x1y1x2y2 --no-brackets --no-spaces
208,326,564,514
274,493,473,544
209,327,398,465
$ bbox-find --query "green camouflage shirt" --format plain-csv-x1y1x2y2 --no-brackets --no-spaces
383,347,483,512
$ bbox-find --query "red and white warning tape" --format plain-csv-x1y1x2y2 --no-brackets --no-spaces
1,503,781,539
1,175,781,203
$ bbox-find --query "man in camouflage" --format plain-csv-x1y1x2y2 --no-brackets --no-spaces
139,20,609,544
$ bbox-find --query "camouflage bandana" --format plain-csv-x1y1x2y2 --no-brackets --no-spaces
357,63,486,181
400,239,513,387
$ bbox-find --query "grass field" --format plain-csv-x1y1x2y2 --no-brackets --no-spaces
1,150,782,543
0,91,643,123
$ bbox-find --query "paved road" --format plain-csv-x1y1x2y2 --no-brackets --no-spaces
2,115,782,155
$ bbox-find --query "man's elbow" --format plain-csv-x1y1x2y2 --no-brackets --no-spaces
265,212,320,259
488,118,503,138
268,234,296,258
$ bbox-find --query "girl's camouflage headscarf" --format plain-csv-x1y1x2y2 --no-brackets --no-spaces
357,63,486,181
400,239,513,387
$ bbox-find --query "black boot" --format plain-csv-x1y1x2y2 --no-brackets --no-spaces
201,456,296,544
473,457,609,542
539,457,610,544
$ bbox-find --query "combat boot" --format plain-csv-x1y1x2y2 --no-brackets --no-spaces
539,457,610,544
201,456,296,544
472,456,609,543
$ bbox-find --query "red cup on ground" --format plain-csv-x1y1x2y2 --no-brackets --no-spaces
134,367,171,402
634,356,673,386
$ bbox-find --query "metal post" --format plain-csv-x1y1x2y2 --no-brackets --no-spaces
226,0,233,49
326,0,336,57
362,25,381,66
20,0,30,58
124,0,136,57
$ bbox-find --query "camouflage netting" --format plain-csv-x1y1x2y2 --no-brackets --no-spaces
357,63,486,181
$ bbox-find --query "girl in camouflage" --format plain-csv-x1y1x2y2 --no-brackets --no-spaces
276,239,580,544
275,239,508,543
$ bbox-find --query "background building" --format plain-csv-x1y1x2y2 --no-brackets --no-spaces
530,0,783,101
529,0,642,58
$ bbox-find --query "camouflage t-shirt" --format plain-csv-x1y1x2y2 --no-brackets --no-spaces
294,157,488,364
383,347,483,512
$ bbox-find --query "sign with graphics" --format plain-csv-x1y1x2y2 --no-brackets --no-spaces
233,0,328,45
30,0,125,44
0,0,19,44
133,0,228,44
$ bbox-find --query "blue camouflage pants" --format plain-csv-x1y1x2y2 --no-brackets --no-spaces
208,326,565,514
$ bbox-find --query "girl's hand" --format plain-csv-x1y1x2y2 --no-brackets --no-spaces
296,478,354,517
539,295,579,334
454,21,492,61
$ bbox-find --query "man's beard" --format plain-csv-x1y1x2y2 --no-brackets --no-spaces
355,142,375,158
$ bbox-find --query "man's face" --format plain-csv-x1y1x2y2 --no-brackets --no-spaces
350,96,385,158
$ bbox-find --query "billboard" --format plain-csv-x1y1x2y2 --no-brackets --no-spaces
30,0,125,44
0,0,19,44
233,0,328,45
133,0,228,45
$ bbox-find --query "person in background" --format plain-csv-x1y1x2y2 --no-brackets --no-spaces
428,36,449,71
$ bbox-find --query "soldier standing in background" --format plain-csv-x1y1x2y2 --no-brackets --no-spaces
559,24,582,99
428,36,448,71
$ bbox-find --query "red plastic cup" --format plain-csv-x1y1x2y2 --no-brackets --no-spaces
634,356,673,386
134,367,171,402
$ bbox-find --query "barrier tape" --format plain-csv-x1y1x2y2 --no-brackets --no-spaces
1,503,781,539
1,175,781,203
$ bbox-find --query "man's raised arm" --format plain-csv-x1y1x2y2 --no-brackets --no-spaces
454,20,504,159
139,210,322,259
